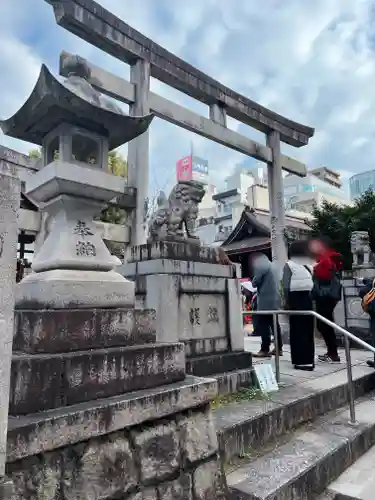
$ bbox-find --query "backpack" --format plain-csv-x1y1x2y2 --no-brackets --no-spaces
312,265,342,302
362,280,375,313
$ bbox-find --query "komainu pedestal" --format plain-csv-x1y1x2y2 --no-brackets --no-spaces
120,241,252,395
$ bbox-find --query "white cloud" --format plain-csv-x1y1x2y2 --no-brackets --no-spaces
1,0,375,194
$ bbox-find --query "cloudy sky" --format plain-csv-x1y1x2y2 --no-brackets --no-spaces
0,0,374,195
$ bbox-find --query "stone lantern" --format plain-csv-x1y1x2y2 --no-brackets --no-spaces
1,56,154,309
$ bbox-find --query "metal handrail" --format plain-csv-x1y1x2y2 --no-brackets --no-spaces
243,309,375,424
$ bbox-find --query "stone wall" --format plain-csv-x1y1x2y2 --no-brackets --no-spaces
7,404,225,500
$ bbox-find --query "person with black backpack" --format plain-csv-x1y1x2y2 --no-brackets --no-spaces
282,241,315,371
309,238,343,363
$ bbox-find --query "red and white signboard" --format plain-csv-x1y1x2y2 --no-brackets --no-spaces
176,155,209,185
176,155,193,181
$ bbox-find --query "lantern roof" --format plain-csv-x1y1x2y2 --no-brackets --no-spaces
0,61,154,150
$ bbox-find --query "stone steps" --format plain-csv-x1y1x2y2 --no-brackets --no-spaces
214,367,255,396
215,364,375,463
320,442,375,499
186,351,252,378
10,342,185,415
227,396,375,500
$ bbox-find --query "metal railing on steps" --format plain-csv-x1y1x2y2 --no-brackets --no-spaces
243,309,375,424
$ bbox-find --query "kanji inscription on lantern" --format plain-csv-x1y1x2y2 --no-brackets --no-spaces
207,306,219,323
0,234,3,258
76,240,96,257
73,220,94,238
189,307,200,326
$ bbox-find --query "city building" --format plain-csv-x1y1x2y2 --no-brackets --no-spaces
309,166,342,189
194,184,217,245
349,170,375,199
212,168,259,241
284,168,350,213
194,162,269,244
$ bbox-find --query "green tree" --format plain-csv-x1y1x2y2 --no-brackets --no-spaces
28,149,42,160
306,189,375,270
99,150,128,225
108,150,128,178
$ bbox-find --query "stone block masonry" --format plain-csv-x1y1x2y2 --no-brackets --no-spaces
0,165,21,481
10,343,185,415
13,308,157,353
6,403,225,500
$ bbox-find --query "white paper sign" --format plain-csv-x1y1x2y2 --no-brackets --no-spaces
254,362,279,393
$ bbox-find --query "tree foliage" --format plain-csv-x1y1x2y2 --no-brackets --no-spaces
28,149,42,160
107,150,127,178
99,150,128,225
306,189,375,270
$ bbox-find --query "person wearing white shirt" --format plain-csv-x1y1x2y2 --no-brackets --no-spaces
282,241,315,371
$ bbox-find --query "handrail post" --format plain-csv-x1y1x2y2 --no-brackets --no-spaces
344,334,356,424
273,313,281,384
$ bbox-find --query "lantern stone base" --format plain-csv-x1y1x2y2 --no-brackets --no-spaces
13,308,156,353
5,377,225,500
6,300,226,498
15,269,135,309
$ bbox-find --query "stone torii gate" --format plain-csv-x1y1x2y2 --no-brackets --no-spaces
44,0,315,266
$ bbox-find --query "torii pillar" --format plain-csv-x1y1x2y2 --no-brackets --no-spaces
267,131,288,271
127,60,151,246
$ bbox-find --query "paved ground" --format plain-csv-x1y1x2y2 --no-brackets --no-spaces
244,335,373,389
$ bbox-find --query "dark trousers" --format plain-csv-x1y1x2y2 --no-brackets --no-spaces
315,298,338,357
258,314,283,352
289,291,315,366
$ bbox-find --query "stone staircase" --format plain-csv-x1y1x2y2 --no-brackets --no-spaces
215,337,375,500
319,445,375,499
186,350,254,396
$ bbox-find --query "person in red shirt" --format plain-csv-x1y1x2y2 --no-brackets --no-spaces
309,238,343,363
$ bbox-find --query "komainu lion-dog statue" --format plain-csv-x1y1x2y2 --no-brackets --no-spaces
148,181,205,243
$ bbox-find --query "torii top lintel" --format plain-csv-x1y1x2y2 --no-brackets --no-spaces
44,0,315,148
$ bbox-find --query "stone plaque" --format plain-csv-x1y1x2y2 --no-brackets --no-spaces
178,294,226,341
0,171,20,475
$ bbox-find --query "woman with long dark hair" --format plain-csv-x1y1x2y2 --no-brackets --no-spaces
282,241,315,370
